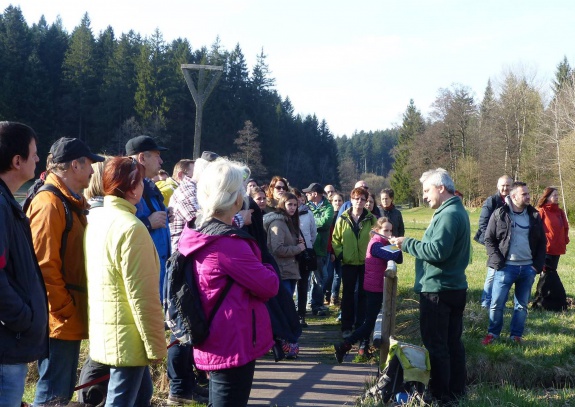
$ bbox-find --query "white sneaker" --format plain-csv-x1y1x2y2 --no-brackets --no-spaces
385,260,397,277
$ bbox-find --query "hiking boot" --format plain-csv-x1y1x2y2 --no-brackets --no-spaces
342,330,352,339
281,339,291,354
358,339,370,357
481,333,496,345
167,389,209,405
312,309,326,316
286,342,299,359
510,335,523,344
334,341,352,363
330,295,339,306
299,316,308,327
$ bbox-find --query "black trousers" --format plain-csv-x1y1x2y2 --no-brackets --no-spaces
208,360,256,407
341,264,366,332
419,290,467,403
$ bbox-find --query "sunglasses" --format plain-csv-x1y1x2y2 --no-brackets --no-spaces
275,185,288,191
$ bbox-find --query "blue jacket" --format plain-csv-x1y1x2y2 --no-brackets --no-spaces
136,178,171,299
0,179,49,364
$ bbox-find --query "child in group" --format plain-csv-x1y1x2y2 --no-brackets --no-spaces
334,217,403,362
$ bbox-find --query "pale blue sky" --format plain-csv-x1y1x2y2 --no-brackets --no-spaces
6,0,575,136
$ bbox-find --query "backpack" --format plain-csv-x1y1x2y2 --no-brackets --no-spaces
363,339,430,404
22,178,75,272
163,249,234,346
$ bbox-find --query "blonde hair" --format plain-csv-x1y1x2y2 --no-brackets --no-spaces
84,155,112,200
197,159,250,221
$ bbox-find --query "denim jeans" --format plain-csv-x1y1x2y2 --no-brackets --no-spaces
34,338,81,405
331,258,342,298
0,363,28,407
167,333,197,397
480,267,495,308
310,256,327,310
208,360,255,407
420,290,467,403
106,365,153,406
347,291,383,345
341,264,366,332
282,279,297,297
488,264,536,338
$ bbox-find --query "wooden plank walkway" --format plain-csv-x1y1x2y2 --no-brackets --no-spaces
248,320,378,406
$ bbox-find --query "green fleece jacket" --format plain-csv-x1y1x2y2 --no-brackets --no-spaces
307,197,334,257
332,208,377,265
403,196,470,293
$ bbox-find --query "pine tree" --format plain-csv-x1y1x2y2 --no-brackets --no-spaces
552,56,573,96
61,13,98,142
391,100,425,205
231,120,267,178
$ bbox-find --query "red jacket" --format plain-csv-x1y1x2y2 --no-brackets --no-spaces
538,204,570,255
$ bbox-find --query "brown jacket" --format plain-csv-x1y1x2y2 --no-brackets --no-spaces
263,212,303,281
27,173,89,340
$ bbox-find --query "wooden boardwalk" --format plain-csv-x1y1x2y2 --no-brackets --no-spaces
248,321,378,406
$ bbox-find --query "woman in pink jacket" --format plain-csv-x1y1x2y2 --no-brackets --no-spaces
177,158,279,407
334,217,403,362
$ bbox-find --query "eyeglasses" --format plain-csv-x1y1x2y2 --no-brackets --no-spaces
275,185,288,191
360,186,369,190
352,196,367,202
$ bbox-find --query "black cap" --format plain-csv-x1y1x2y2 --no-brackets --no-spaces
125,135,168,155
200,151,220,162
302,183,324,194
50,137,105,164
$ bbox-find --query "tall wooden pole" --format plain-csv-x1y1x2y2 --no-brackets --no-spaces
181,64,223,159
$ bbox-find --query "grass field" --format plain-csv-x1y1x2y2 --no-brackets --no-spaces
384,206,575,406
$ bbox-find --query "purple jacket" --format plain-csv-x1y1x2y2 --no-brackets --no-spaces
178,219,279,371
364,232,403,293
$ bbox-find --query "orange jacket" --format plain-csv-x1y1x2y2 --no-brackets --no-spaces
27,173,89,340
538,203,570,256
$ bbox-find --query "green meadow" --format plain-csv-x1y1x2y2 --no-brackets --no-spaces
381,206,575,406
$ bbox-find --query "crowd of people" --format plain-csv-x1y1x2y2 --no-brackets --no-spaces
0,120,570,407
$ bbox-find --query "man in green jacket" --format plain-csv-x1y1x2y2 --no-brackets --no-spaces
304,183,334,316
392,168,469,405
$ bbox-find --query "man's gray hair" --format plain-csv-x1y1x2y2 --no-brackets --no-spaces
419,168,455,194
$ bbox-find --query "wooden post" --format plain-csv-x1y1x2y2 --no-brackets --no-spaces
181,64,223,159
379,268,398,372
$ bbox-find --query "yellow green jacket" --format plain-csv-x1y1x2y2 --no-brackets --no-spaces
332,208,377,265
156,177,178,206
84,195,166,366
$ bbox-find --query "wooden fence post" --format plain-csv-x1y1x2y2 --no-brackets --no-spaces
378,268,398,372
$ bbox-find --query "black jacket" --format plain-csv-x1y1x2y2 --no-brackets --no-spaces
378,205,405,237
474,192,506,245
0,179,49,363
484,203,546,273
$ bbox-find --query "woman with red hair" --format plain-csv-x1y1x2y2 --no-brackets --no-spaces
532,187,570,311
85,157,167,405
